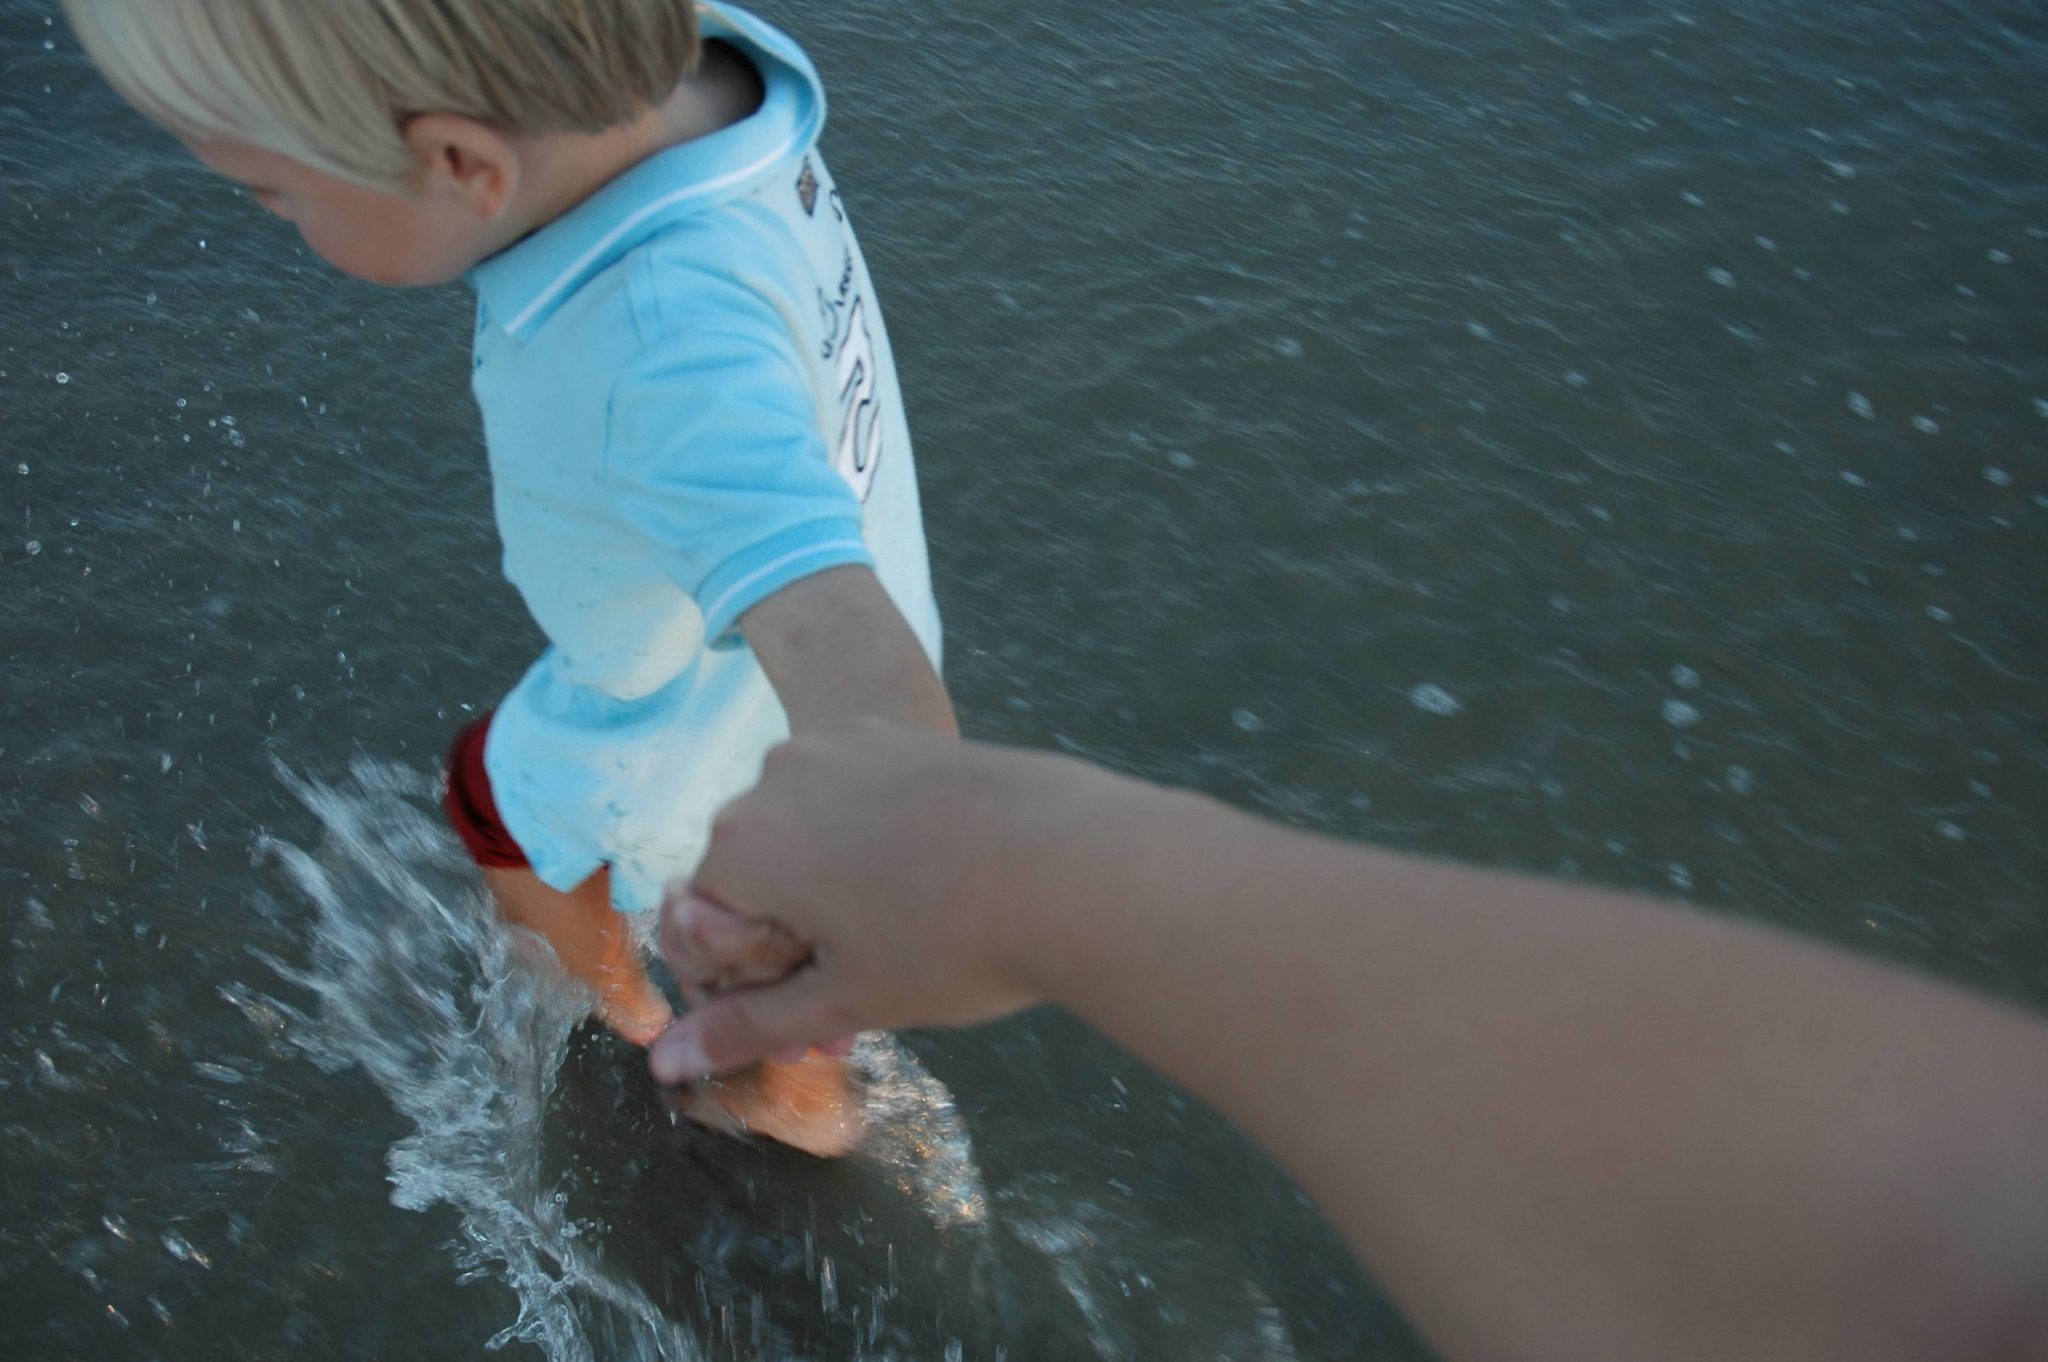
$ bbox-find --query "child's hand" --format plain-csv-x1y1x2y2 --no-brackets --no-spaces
647,723,1109,1084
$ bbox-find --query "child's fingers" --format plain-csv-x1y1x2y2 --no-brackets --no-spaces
648,967,851,1083
660,887,810,992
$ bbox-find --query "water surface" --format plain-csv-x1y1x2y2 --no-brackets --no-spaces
3,1,2044,1357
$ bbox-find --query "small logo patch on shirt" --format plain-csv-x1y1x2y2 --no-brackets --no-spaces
796,158,820,216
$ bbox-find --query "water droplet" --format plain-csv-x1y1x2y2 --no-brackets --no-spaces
1409,683,1463,717
1661,699,1701,729
1984,466,2013,487
1707,267,1737,288
1846,391,1875,419
161,1232,211,1268
1231,708,1264,733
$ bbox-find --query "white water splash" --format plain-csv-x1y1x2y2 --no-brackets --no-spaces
249,757,987,1361
258,757,697,1361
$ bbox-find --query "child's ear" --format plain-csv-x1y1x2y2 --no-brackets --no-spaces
403,114,519,221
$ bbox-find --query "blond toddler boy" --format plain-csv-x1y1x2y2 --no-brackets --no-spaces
63,0,955,1155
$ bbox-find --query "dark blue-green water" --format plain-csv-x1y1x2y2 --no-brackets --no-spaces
4,1,2045,1358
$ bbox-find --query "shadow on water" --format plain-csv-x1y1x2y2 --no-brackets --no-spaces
253,758,1329,1360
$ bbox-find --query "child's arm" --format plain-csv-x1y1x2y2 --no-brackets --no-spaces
739,565,956,737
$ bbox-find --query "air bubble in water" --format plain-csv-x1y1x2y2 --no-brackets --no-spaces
1911,416,1940,434
1984,466,2013,487
24,540,42,556
1661,700,1701,729
54,372,70,385
1231,708,1264,733
1707,268,1737,288
1846,391,1875,419
1669,665,1702,690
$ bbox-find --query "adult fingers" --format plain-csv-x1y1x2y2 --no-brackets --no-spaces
647,967,855,1084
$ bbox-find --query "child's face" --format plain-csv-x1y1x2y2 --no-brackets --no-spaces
184,137,498,288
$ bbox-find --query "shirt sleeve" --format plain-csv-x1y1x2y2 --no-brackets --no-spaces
603,299,874,650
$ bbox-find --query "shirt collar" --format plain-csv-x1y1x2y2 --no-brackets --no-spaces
469,3,824,340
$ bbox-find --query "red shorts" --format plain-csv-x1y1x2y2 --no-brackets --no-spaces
441,714,530,871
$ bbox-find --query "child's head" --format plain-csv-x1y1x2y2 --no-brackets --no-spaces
63,0,704,283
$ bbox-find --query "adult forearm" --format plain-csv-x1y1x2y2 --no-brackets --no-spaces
989,781,2048,1362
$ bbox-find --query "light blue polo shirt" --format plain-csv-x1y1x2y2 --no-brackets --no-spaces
466,3,940,912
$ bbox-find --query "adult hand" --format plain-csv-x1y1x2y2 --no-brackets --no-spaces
648,724,1112,1083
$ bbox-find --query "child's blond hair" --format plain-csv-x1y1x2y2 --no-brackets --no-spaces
62,0,703,191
